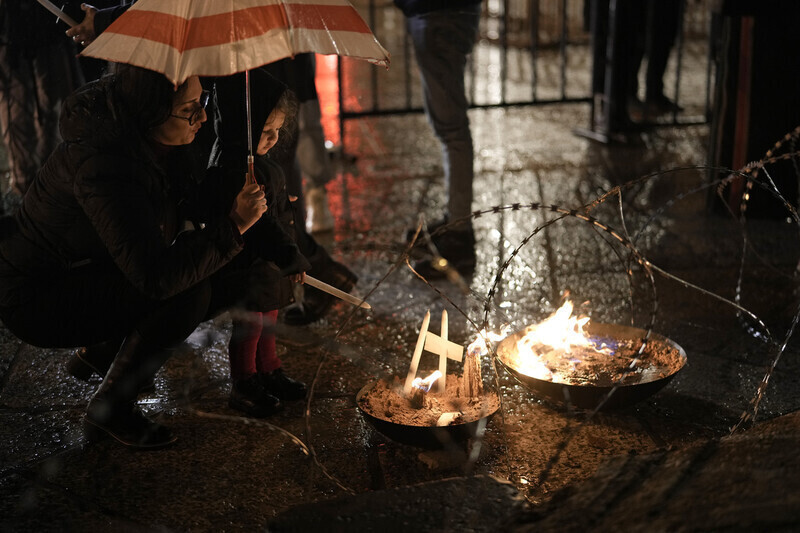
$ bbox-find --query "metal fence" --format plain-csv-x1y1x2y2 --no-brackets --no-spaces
334,0,714,147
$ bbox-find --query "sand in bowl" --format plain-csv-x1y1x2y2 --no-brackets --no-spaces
498,323,687,388
358,374,500,427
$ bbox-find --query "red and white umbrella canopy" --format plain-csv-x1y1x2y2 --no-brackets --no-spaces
82,0,390,85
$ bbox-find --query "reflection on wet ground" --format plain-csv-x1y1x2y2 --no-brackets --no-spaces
2,101,800,529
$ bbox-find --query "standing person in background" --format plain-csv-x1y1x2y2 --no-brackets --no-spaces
628,0,684,119
586,0,645,136
265,56,359,326
264,53,336,234
395,0,482,278
264,55,334,231
294,55,336,235
0,0,84,203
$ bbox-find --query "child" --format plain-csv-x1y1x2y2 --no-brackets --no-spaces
206,69,312,417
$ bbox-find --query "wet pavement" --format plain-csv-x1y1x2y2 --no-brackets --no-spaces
2,98,800,531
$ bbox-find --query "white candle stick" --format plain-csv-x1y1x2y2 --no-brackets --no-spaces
437,310,448,393
404,310,431,394
436,412,462,426
305,275,370,309
36,0,78,27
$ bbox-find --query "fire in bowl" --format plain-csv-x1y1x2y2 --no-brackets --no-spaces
496,321,687,410
356,375,500,450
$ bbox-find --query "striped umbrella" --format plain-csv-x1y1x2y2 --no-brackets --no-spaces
82,0,389,182
82,0,390,85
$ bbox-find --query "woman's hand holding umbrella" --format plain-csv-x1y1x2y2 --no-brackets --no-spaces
229,182,267,234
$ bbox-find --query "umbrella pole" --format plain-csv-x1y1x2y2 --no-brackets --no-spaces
245,70,256,185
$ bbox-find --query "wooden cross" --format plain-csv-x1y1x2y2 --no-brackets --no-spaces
404,309,464,395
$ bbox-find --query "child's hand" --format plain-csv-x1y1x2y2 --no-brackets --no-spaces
289,272,306,284
229,183,267,234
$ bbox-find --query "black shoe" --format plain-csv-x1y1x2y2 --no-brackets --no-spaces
283,261,357,326
645,94,683,115
259,368,307,401
405,216,450,244
413,253,476,279
67,342,120,381
406,217,476,259
229,374,283,417
412,227,476,279
84,404,176,449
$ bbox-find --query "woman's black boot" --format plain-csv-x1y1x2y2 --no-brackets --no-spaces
84,332,176,449
67,339,157,393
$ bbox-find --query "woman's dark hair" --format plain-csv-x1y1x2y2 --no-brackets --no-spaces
110,63,192,136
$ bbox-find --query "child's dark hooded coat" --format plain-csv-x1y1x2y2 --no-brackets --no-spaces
203,68,309,312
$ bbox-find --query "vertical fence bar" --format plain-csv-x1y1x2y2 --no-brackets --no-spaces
369,0,379,112
670,0,687,124
530,0,539,101
501,0,509,104
560,0,568,100
704,4,715,121
403,15,413,110
337,55,345,153
469,8,477,105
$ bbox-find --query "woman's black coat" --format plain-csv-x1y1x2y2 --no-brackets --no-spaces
0,76,245,309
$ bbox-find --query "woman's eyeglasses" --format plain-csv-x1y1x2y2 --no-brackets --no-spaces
170,90,210,125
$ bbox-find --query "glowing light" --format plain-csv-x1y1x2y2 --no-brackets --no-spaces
411,370,442,392
467,327,509,358
315,54,340,146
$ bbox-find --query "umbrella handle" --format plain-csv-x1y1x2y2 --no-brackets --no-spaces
246,155,256,186
245,71,256,186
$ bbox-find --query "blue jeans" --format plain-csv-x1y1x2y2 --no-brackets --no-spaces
407,4,481,222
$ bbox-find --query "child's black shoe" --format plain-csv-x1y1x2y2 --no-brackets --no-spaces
259,368,307,401
229,374,282,417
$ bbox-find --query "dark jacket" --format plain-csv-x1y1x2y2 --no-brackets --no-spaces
393,0,482,17
0,76,244,308
204,69,310,312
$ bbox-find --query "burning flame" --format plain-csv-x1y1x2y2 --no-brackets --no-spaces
411,370,442,392
511,298,613,382
519,299,592,354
